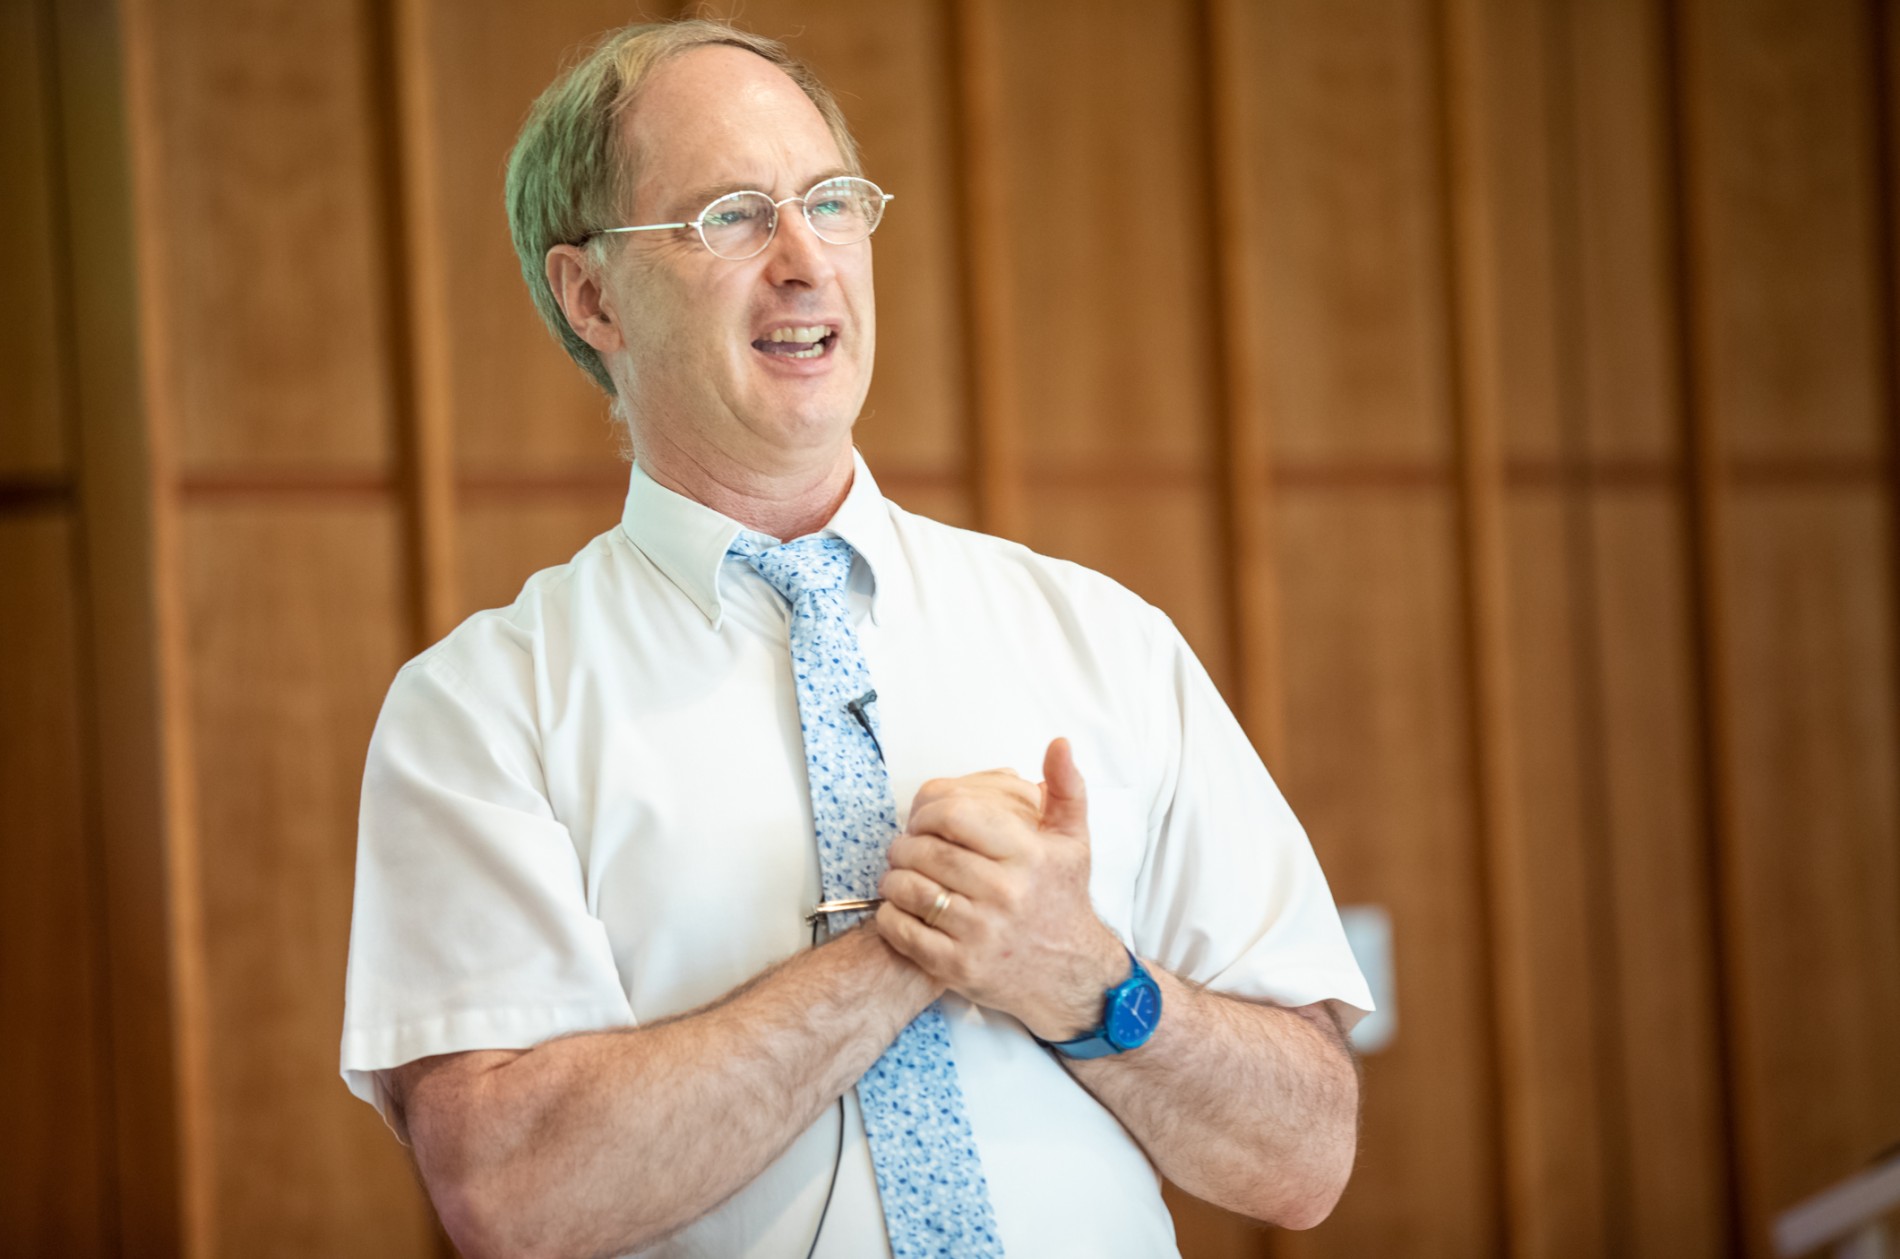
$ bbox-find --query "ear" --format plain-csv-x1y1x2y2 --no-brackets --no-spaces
545,244,625,356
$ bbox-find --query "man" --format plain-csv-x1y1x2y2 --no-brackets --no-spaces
341,18,1372,1259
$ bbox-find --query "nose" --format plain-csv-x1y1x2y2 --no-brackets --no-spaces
760,198,837,289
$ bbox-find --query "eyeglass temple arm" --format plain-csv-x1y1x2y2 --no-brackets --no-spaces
592,223,689,236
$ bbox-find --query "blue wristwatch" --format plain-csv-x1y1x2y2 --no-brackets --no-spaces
1041,947,1163,1059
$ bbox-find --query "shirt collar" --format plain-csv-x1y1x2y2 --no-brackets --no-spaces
617,448,911,629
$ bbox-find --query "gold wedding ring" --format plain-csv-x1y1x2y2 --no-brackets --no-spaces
925,890,952,928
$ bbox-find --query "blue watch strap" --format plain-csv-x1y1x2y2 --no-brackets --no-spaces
1041,947,1161,1059
1045,1029,1125,1060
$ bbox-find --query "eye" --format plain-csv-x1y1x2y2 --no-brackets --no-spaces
698,193,771,232
704,205,760,229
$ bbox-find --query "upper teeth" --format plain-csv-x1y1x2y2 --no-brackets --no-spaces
765,326,832,342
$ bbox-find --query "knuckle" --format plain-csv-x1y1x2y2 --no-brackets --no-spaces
886,868,924,903
943,799,980,837
932,839,966,879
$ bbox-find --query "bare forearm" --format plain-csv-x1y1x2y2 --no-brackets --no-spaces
1066,967,1359,1230
874,750,1360,1228
406,926,937,1259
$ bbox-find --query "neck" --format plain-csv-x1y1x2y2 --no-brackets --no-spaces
632,429,857,541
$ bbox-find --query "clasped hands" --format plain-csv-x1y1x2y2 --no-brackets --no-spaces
875,737,1129,1043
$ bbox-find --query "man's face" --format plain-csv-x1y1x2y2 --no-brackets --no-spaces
597,46,876,472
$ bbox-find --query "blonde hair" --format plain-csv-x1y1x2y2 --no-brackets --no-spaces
505,19,863,396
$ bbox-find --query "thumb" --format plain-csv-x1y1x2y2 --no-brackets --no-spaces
1039,737,1089,837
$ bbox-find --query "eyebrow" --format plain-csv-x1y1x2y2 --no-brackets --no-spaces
668,167,858,218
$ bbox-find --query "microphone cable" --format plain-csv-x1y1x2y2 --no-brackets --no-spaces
805,687,883,1257
804,915,847,1259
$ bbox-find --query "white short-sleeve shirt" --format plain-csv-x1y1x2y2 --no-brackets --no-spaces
341,450,1372,1258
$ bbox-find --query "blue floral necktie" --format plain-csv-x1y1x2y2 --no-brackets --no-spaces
729,531,1006,1259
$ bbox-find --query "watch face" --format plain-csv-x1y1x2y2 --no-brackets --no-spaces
1106,976,1162,1049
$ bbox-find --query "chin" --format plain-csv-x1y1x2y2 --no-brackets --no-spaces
757,390,867,445
784,410,862,453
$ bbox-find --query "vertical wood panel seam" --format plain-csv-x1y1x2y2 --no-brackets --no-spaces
1543,1,1634,1249
1426,0,1515,1250
93,0,218,1247
122,0,217,1241
1863,0,1900,1064
373,0,458,651
1192,10,1274,1246
36,0,124,1247
946,0,1021,540
1197,0,1283,767
1657,0,1751,1247
367,0,458,1251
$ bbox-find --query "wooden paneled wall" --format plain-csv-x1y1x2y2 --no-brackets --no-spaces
5,0,1898,1255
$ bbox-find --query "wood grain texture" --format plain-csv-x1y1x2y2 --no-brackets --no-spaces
1669,3,1757,1252
1233,7,1500,1253
949,0,1025,539
456,493,626,620
68,0,203,1247
1677,0,1900,1248
1568,3,1732,1250
406,0,642,475
993,0,1215,468
181,504,437,1257
1022,480,1229,690
0,516,114,1257
1590,491,1730,1258
0,0,69,479
1438,0,1550,1252
1444,0,1730,1251
1202,0,1283,764
1160,1182,1262,1259
1494,490,1613,1256
1720,490,1900,1231
874,472,975,534
1445,0,1565,468
988,0,1228,715
1232,0,1453,469
1567,0,1684,468
389,0,461,644
1275,492,1501,1259
1679,0,1886,465
142,0,397,472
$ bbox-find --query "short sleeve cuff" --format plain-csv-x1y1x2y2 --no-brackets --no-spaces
340,1001,636,1130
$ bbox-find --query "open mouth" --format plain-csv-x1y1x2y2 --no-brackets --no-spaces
752,324,839,360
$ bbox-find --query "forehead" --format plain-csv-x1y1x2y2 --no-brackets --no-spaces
621,44,844,206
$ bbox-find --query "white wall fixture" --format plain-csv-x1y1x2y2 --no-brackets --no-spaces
1338,904,1395,1054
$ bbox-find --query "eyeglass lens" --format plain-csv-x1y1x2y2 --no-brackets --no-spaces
696,177,886,260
